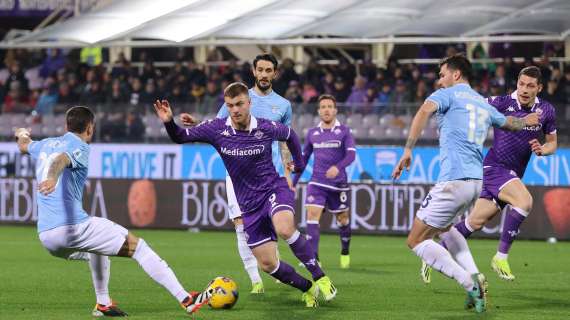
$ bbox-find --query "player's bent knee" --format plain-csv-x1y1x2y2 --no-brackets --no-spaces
257,257,278,273
406,235,419,250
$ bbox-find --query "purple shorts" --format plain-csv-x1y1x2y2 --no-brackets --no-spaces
480,166,520,209
305,182,350,213
242,185,295,248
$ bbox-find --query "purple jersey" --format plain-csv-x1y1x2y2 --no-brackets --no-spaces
295,120,356,189
164,116,304,216
484,91,557,177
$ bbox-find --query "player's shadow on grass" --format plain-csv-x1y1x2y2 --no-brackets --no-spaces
340,266,396,276
503,292,570,312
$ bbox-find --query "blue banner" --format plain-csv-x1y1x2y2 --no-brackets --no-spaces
179,144,570,186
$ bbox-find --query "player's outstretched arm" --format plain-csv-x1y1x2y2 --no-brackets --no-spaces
38,153,71,195
284,129,305,174
14,128,32,154
292,132,314,186
392,101,437,180
529,133,557,156
155,100,213,144
501,113,539,131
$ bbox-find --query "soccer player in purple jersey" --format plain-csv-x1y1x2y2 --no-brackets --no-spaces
293,94,356,268
179,54,292,294
153,82,337,307
448,66,557,281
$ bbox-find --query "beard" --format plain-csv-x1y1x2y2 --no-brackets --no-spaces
255,78,272,92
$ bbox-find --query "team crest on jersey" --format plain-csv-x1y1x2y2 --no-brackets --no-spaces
334,128,341,135
254,130,264,139
307,195,315,203
271,106,280,114
536,108,543,116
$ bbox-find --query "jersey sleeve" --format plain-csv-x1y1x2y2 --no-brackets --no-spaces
27,139,46,161
216,103,229,118
542,105,557,135
282,102,292,126
164,119,215,144
65,142,89,169
487,103,507,128
486,96,507,112
268,121,291,141
426,88,451,113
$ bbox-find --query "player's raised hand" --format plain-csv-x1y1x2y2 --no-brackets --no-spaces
179,113,198,127
529,139,543,156
392,149,412,180
38,178,57,195
153,99,173,123
326,165,339,179
523,113,539,126
14,127,31,139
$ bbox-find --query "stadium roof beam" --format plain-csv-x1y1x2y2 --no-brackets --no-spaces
1,0,569,49
1,35,565,49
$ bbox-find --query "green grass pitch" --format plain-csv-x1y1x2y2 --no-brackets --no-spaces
1,226,569,319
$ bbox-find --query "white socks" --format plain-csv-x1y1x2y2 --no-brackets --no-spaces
89,254,111,306
440,227,479,274
235,224,262,284
132,239,188,303
413,240,474,291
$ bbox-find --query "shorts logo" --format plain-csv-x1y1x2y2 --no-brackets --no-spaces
254,130,264,139
509,170,517,176
307,195,315,203
421,194,433,209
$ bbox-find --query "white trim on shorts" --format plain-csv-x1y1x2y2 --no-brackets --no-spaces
308,181,350,191
499,177,520,191
305,204,325,209
329,207,349,214
248,237,273,248
271,204,295,215
225,175,243,220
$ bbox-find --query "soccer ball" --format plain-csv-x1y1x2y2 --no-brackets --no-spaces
206,276,239,309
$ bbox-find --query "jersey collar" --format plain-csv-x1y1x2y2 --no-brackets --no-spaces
511,90,540,111
225,114,258,134
318,119,341,132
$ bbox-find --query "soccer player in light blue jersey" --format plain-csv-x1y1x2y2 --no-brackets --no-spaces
15,107,208,317
180,54,292,294
391,54,539,313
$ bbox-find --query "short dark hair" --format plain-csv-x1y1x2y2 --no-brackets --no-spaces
440,53,472,81
224,82,249,98
66,106,94,134
253,53,278,70
518,66,542,85
318,94,337,107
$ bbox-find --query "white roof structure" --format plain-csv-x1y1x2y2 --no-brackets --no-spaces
2,0,569,48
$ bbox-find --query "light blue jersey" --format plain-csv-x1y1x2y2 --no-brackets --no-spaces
217,88,292,171
28,132,90,232
426,83,506,182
